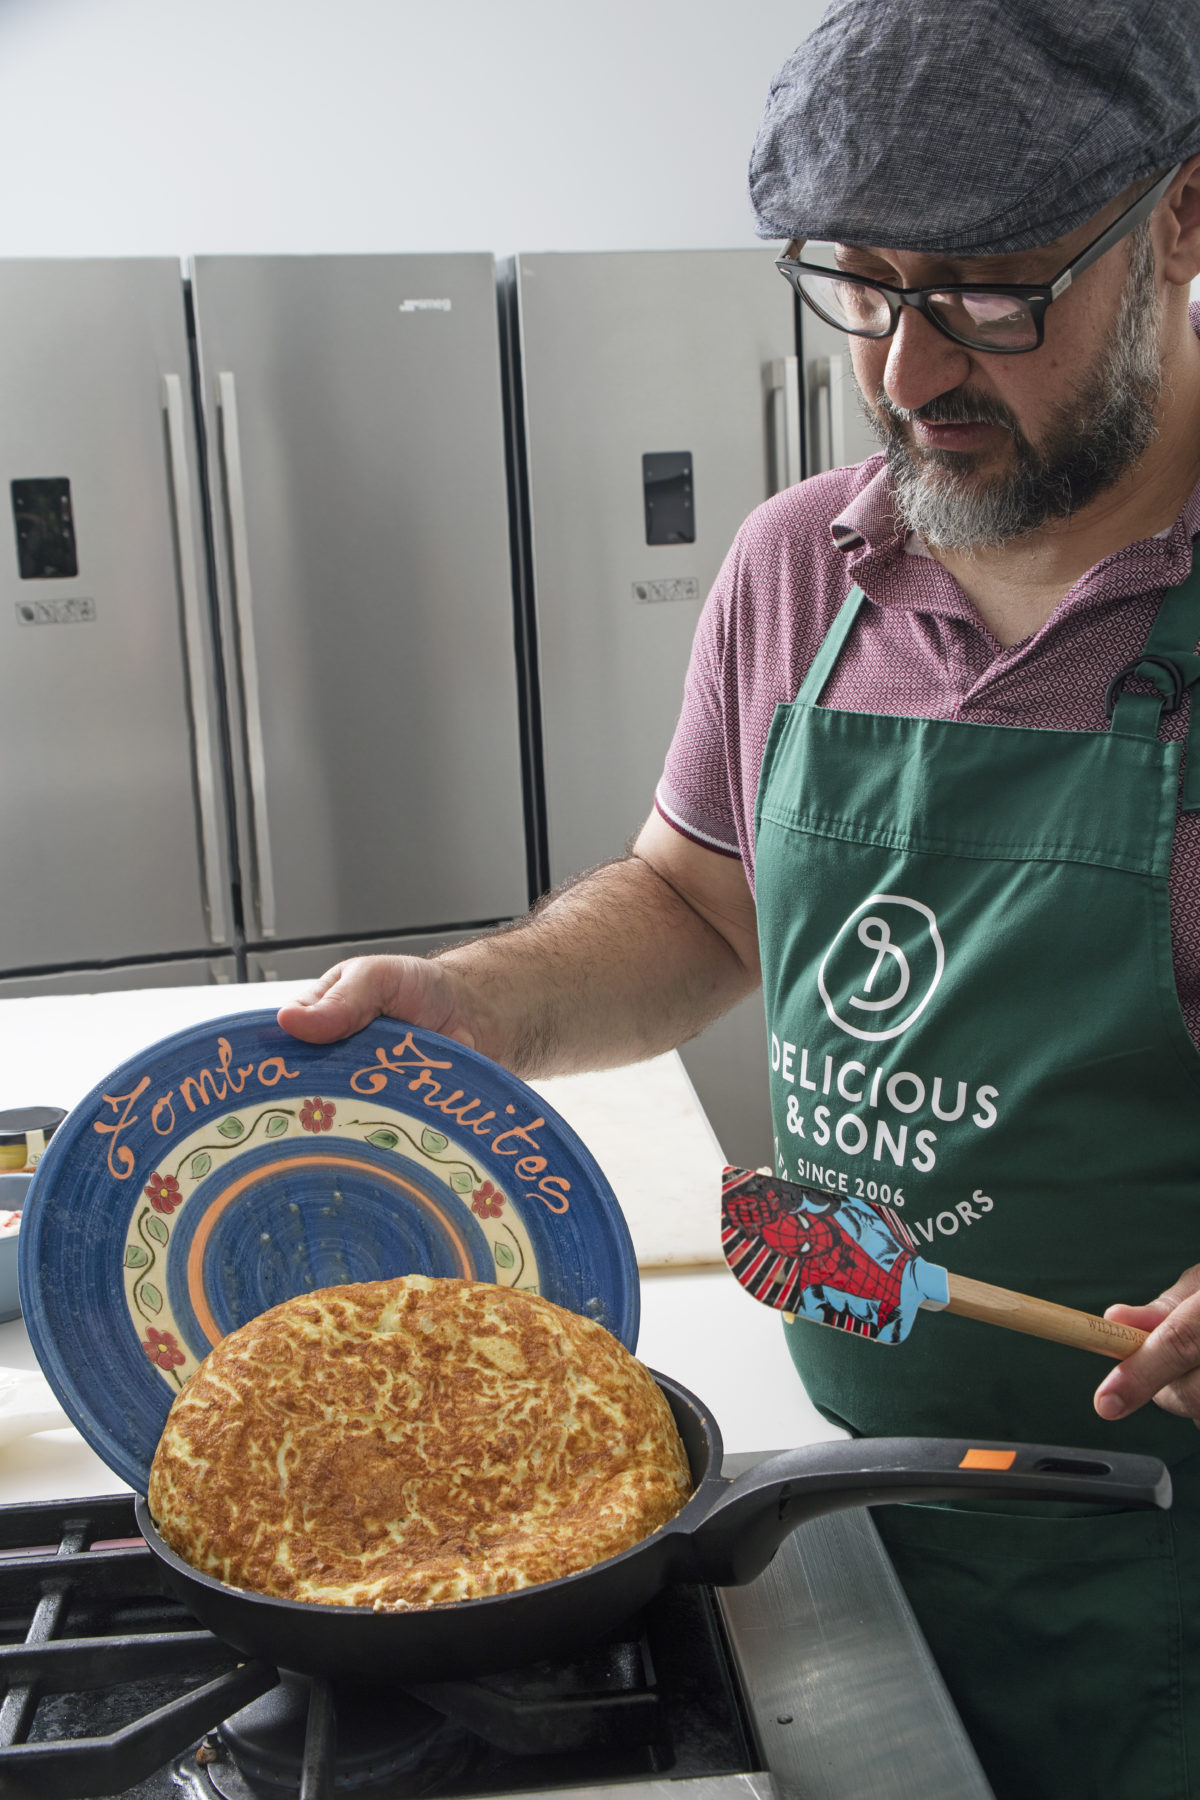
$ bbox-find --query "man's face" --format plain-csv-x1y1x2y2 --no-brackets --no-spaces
844,201,1164,550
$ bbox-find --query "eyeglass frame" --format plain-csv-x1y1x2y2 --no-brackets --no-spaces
774,162,1181,354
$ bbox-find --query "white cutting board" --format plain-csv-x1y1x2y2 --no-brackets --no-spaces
531,1057,726,1269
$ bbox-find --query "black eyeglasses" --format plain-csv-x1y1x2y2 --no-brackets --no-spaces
775,163,1179,354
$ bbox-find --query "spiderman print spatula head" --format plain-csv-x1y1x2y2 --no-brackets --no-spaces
720,1166,1146,1360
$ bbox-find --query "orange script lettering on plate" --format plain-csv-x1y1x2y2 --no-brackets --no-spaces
350,1034,454,1096
93,1078,151,1179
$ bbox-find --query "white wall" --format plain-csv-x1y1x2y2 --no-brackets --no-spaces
0,0,817,257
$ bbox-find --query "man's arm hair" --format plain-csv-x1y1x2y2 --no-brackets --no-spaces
435,809,760,1077
278,810,760,1077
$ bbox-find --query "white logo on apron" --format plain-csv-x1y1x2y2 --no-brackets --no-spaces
819,894,945,1041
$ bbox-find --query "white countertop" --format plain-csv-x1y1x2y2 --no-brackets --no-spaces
0,982,842,1504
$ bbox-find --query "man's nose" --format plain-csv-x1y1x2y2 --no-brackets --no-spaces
881,306,974,413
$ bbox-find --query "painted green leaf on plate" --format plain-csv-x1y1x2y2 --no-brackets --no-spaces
450,1170,474,1193
145,1215,169,1245
493,1243,515,1269
266,1115,288,1138
368,1129,399,1149
190,1152,212,1179
217,1116,245,1140
421,1129,448,1155
124,1244,150,1269
139,1281,163,1314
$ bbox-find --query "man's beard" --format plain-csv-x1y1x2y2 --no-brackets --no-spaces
864,223,1162,551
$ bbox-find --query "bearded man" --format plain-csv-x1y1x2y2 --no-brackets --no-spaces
282,4,1200,1792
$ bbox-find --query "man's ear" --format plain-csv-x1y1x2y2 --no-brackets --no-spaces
1158,155,1200,288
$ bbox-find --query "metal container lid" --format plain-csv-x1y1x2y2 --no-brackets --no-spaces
0,1106,67,1145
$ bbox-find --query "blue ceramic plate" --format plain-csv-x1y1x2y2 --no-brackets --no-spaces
19,1013,638,1491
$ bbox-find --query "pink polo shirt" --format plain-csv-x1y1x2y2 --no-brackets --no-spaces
655,320,1200,1043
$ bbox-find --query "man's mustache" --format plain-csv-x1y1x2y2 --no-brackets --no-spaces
874,388,1019,434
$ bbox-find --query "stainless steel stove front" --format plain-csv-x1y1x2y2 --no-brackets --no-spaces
172,1770,777,1800
717,1454,994,1800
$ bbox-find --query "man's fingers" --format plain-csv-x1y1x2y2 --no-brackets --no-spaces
1095,1288,1200,1422
1103,1299,1175,1333
1145,1382,1200,1421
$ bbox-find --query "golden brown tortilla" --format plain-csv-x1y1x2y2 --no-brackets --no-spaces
147,1275,692,1609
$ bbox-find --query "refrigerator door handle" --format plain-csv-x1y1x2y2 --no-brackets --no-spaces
217,369,277,940
162,372,228,946
805,354,849,477
767,355,802,492
826,353,848,471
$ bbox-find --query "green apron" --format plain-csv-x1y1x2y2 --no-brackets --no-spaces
754,562,1200,1799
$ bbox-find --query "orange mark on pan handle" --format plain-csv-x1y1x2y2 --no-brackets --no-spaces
958,1447,1017,1471
186,1155,476,1345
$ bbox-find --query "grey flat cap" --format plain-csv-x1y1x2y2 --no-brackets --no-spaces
750,0,1200,254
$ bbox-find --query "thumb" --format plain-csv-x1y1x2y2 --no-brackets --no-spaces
278,955,477,1050
277,959,398,1044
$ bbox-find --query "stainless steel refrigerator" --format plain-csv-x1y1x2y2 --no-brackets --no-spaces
509,248,875,1165
190,253,531,983
0,254,532,996
0,258,238,995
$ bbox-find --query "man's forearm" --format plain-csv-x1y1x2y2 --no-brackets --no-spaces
277,816,761,1064
433,851,759,1079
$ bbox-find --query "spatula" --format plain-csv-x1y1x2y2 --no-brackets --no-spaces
721,1165,1146,1359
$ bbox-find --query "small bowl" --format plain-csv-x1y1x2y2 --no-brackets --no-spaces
0,1173,31,1323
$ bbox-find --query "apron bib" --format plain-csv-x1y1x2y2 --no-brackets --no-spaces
754,564,1200,1799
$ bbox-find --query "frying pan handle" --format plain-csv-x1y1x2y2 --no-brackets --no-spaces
681,1437,1171,1587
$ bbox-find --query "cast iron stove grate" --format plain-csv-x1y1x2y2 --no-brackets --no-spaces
0,1494,759,1800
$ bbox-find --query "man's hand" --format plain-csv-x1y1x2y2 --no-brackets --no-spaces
1094,1268,1200,1425
277,955,477,1048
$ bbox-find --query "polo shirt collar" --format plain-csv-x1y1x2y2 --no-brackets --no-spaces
828,459,1200,623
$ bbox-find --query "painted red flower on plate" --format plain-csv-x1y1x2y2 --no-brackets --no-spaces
300,1097,336,1133
144,1172,182,1214
143,1327,185,1371
471,1180,505,1219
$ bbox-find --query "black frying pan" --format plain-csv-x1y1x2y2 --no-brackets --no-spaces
134,1370,1170,1685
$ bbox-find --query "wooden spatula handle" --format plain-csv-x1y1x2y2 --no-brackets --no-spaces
945,1273,1146,1360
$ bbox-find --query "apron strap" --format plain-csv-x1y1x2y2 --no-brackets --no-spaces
811,556,1200,804
797,585,870,706
1109,548,1200,810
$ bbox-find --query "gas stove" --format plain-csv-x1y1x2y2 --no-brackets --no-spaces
0,1461,993,1800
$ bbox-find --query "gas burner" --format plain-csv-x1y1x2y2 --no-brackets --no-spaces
210,1673,475,1799
177,1624,691,1797
169,1673,473,1800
